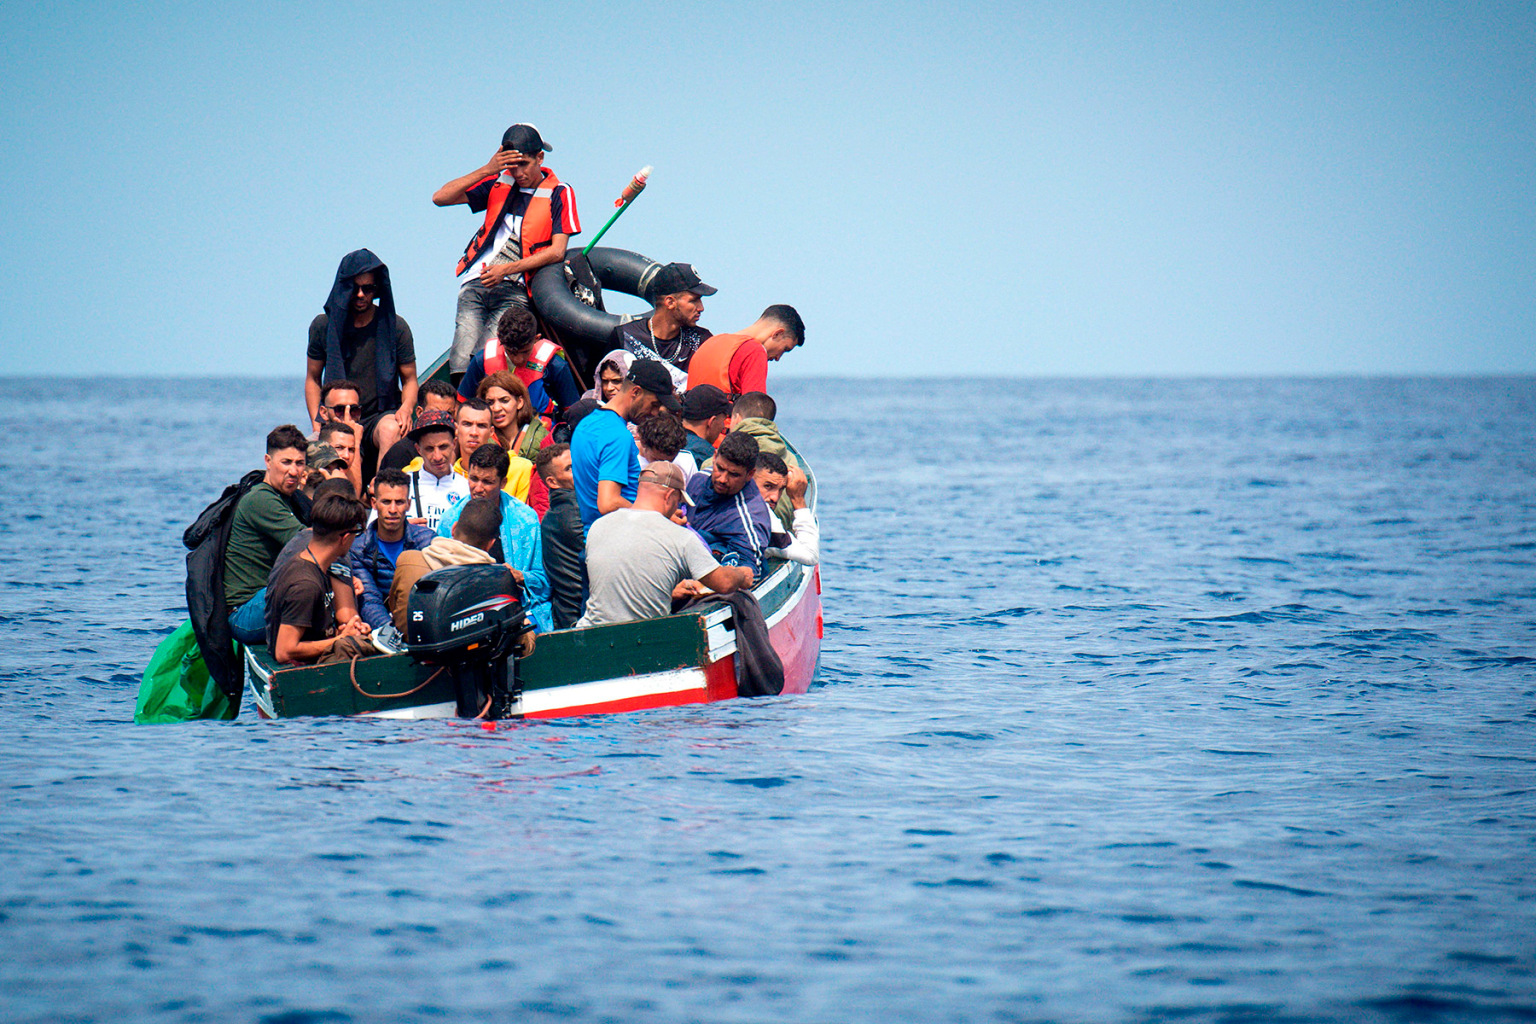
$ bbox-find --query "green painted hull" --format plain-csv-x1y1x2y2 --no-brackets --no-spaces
247,609,718,718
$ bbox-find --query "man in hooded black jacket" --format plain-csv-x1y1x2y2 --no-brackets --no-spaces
304,249,419,477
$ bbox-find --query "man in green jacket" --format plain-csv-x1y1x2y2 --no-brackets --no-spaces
226,424,309,645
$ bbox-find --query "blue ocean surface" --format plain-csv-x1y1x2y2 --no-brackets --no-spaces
1,376,1533,1023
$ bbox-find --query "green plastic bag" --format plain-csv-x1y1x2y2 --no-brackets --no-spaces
134,620,238,723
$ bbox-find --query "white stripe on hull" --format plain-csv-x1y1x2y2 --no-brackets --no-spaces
361,700,458,720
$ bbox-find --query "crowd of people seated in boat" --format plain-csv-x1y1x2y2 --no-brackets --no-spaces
215,123,818,667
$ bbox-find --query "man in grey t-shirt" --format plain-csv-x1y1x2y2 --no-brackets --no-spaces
577,463,754,628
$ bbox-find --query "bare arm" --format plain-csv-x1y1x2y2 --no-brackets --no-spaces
786,468,809,511
305,357,325,432
394,362,419,433
478,234,569,286
344,438,363,499
274,618,368,664
433,149,516,206
596,479,633,516
332,576,358,624
699,565,753,594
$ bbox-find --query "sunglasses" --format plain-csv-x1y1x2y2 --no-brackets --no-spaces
326,403,362,416
353,283,377,295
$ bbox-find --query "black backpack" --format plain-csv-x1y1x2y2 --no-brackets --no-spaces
183,470,264,705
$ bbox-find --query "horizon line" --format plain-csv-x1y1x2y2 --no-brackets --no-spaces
3,371,1535,382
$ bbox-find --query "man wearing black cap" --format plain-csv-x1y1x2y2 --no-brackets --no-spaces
680,384,732,467
611,262,717,392
569,358,674,531
433,123,581,376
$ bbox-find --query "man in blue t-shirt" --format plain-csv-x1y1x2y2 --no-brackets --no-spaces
570,358,675,530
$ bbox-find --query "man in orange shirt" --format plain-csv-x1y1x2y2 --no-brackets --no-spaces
684,304,804,398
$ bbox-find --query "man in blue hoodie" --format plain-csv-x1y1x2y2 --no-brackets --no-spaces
683,430,772,577
350,469,436,630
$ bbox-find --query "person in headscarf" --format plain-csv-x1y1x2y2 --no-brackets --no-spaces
304,249,419,479
580,349,633,403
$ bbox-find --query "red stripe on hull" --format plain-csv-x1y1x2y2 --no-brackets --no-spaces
703,655,738,701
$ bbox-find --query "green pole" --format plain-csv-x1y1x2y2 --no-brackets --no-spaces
583,166,652,255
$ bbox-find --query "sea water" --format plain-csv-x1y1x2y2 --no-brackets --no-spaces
0,376,1532,1023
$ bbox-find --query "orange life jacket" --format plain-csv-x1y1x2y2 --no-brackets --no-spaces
482,334,509,374
454,168,563,281
483,337,565,415
685,332,751,396
515,339,564,415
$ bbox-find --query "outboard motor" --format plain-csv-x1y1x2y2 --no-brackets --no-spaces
404,565,529,719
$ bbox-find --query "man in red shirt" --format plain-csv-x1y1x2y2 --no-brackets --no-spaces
684,304,804,398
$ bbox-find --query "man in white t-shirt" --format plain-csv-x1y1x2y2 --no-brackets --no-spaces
398,410,468,531
577,463,753,628
432,123,581,377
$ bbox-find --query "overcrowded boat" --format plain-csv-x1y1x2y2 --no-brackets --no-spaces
245,328,823,721
137,124,821,724
138,245,821,724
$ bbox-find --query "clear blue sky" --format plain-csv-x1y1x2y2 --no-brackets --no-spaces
2,1,1531,377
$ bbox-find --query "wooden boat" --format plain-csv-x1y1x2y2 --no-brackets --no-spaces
244,341,823,720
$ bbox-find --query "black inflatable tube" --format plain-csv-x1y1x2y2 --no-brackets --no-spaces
530,246,662,354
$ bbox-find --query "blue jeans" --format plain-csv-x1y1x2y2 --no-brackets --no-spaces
451,278,529,373
228,588,267,646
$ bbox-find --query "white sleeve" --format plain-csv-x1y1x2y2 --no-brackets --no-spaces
766,507,819,565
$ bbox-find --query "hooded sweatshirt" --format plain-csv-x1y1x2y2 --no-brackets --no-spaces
386,536,494,632
308,248,413,416
436,490,553,633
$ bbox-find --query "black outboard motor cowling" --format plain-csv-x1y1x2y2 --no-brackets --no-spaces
405,565,528,718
